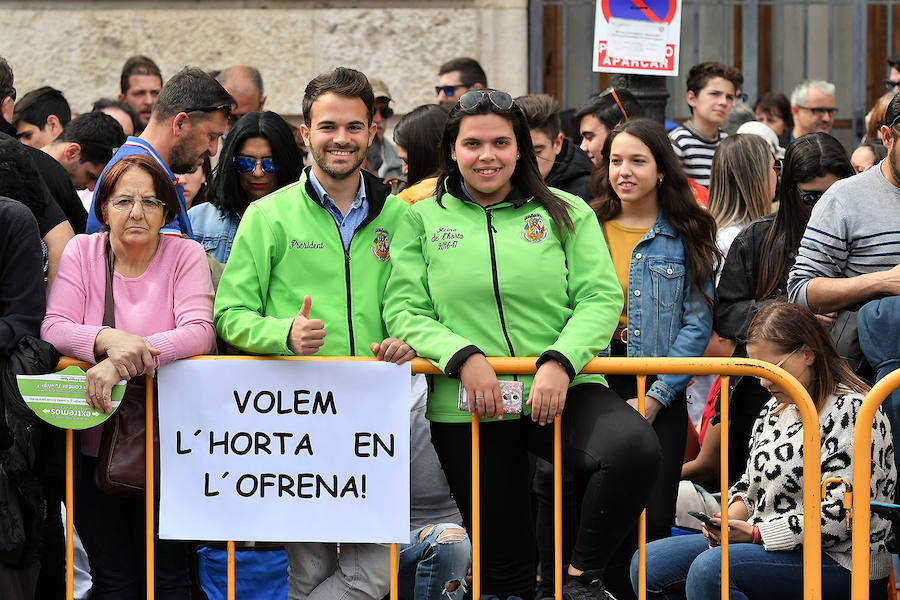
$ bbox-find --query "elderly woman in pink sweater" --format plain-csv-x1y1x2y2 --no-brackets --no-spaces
41,154,214,599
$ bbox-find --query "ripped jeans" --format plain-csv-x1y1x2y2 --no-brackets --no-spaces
398,523,471,600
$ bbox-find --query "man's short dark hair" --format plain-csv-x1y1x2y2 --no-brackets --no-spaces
91,97,141,134
302,67,374,126
686,62,744,96
438,57,487,88
889,54,900,71
151,66,235,122
120,55,163,95
516,94,561,141
574,89,644,132
0,57,14,104
56,112,126,165
884,93,900,132
12,86,71,128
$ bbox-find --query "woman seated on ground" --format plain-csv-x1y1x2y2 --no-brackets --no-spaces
392,103,448,204
634,301,895,600
41,154,216,598
189,110,302,263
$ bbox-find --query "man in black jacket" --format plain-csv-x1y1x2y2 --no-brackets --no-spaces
516,93,594,203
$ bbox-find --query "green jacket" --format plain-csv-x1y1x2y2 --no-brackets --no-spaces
383,178,623,422
214,168,408,356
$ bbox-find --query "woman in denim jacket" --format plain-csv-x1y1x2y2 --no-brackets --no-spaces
189,111,303,263
589,118,720,598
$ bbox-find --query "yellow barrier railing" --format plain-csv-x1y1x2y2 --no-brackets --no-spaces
56,355,822,600
850,368,900,599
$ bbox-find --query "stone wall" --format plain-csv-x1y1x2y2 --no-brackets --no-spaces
0,0,528,119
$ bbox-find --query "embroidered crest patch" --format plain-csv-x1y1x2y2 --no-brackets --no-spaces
522,213,548,243
370,228,390,262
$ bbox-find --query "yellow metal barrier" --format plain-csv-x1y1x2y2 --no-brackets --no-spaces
56,355,822,600
850,368,900,599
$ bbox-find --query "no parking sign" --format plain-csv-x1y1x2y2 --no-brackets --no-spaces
592,0,682,76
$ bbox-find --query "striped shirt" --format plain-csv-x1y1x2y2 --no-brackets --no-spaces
788,164,900,307
668,122,726,188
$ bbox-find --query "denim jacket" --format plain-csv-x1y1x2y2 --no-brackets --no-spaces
613,211,714,406
187,202,240,264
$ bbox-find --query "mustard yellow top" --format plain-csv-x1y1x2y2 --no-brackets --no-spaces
397,177,439,205
602,219,650,328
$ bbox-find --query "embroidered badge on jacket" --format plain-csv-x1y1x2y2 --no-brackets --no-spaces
523,213,548,243
371,228,391,262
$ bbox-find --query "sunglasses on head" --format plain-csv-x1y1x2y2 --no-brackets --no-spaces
435,83,473,98
591,87,629,123
375,106,394,120
183,103,233,121
234,155,275,174
458,90,514,112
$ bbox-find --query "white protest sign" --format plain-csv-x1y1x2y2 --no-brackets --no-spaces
592,0,682,76
157,359,410,543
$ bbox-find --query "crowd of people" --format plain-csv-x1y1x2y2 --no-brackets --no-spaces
1,48,899,600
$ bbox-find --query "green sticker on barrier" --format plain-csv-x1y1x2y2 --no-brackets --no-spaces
17,365,126,430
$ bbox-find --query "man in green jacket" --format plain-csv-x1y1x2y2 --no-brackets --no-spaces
214,67,411,600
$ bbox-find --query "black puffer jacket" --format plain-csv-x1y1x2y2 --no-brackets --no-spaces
546,138,593,203
0,336,59,566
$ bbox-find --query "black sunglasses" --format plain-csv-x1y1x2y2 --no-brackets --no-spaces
458,90,514,112
797,188,824,206
182,103,233,120
435,83,473,98
885,80,900,92
375,106,394,120
797,105,837,117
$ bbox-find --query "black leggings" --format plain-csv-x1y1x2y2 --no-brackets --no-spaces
430,382,661,599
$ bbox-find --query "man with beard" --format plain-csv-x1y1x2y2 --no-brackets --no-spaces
789,94,900,314
85,66,234,236
214,67,411,600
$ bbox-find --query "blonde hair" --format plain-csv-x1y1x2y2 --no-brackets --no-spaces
865,92,894,142
708,134,773,231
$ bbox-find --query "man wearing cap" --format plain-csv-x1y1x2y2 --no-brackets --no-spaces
735,120,785,161
366,77,403,182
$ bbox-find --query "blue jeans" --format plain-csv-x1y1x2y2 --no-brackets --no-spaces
630,533,887,600
398,523,471,600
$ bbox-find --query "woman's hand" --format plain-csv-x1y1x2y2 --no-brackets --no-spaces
626,395,664,424
370,338,416,364
526,360,569,426
459,354,503,419
95,328,160,379
85,358,124,414
703,513,755,546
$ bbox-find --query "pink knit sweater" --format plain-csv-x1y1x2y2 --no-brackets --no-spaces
41,232,215,454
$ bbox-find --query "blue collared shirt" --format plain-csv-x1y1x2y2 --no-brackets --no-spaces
308,169,369,250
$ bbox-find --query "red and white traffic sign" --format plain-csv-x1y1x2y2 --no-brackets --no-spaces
592,0,682,76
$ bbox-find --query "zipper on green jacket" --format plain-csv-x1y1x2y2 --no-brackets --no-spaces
327,217,355,356
485,209,516,358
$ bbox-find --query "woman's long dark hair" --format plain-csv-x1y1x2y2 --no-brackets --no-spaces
393,104,447,187
208,111,303,220
746,301,868,412
435,90,574,232
591,118,720,308
755,133,854,299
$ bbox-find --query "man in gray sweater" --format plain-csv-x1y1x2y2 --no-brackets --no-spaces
788,94,900,313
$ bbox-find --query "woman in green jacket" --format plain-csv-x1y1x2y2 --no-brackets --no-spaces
383,90,662,600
